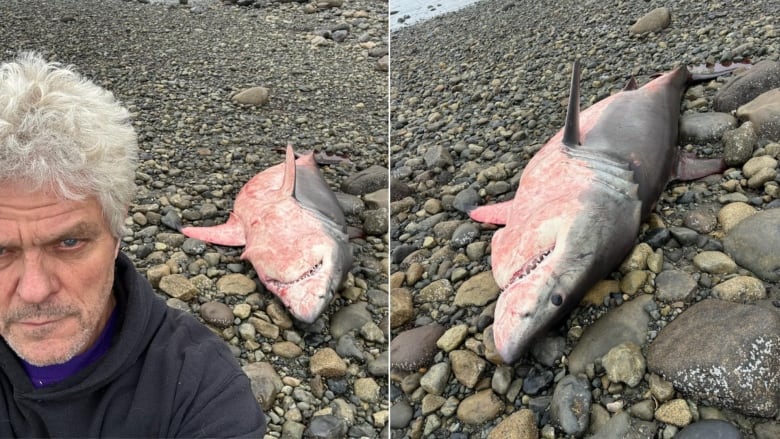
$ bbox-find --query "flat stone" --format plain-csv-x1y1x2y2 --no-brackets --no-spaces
199,301,234,328
454,271,500,306
712,276,766,302
159,274,197,301
417,279,454,303
390,288,414,328
679,112,738,144
655,399,692,427
550,374,591,437
737,88,780,139
216,273,256,296
456,389,504,424
647,299,780,418
723,209,780,281
436,323,469,352
419,362,450,396
602,342,646,387
718,202,757,233
569,295,653,375
242,362,282,411
675,419,743,439
629,7,671,34
714,60,780,112
450,350,486,388
488,409,538,439
309,348,347,378
232,86,269,106
330,302,372,339
390,324,446,371
655,270,697,302
692,251,737,274
722,122,757,167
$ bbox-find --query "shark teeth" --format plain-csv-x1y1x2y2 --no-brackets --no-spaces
267,260,323,290
505,247,554,289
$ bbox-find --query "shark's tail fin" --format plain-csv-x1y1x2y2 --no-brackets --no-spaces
562,61,582,147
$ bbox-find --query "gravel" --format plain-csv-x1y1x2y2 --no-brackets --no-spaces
1,1,388,438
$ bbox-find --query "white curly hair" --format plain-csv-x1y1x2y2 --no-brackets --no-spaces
0,52,138,238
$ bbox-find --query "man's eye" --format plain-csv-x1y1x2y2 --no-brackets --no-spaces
61,238,81,248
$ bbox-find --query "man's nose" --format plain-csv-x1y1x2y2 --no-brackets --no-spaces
16,250,57,304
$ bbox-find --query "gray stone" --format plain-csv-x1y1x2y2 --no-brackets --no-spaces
242,362,282,411
330,302,372,339
722,122,757,167
199,301,234,328
390,324,446,371
419,362,450,395
714,61,780,112
341,165,388,195
423,143,454,168
586,411,658,439
569,295,653,375
389,399,413,429
679,112,738,144
723,209,780,282
655,270,697,302
647,299,780,418
629,7,671,34
305,415,347,439
675,420,743,439
602,342,646,387
550,374,591,437
450,350,486,388
232,86,270,106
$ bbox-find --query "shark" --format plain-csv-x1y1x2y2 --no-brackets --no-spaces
469,61,725,363
181,145,351,323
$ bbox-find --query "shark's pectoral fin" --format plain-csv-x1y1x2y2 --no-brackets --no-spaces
181,212,247,246
468,200,513,225
674,152,726,181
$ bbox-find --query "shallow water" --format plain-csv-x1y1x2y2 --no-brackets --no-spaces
390,0,483,30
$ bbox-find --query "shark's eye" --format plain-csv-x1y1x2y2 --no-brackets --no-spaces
551,294,563,306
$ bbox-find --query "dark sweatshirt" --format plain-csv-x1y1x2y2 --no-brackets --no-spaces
0,253,267,437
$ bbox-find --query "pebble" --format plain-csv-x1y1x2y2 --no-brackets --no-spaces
550,374,591,436
712,276,766,302
453,271,500,306
723,209,780,282
199,301,234,328
654,270,697,302
419,362,450,396
390,324,446,371
488,409,538,439
675,420,744,439
601,341,646,387
158,274,197,301
456,389,504,424
450,350,486,388
655,399,693,427
309,348,347,378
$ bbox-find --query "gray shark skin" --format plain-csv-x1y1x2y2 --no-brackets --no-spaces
469,62,724,363
182,145,351,323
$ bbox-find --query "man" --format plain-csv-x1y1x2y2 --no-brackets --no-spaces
0,52,267,437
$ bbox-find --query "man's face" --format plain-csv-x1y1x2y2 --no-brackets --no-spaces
0,183,118,366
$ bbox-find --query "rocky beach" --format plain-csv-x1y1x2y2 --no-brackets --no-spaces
390,0,780,438
1,0,389,438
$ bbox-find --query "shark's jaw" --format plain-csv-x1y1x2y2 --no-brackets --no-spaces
265,259,324,291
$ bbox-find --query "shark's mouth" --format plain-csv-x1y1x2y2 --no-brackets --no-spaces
505,246,554,289
266,260,324,290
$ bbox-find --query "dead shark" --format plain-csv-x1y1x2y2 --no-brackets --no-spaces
182,145,351,323
469,61,725,363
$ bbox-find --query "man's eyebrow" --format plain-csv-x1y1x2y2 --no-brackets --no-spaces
44,221,103,243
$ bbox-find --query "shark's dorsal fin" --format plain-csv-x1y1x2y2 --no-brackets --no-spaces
623,76,638,91
281,144,296,196
562,60,582,147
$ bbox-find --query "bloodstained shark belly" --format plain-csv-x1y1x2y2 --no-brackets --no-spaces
472,64,693,363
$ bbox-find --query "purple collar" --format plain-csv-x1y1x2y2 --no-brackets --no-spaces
21,306,118,389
